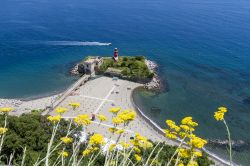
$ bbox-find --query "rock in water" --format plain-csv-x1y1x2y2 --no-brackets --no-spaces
70,64,79,75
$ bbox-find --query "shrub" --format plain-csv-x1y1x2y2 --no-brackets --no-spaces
135,56,145,61
123,57,128,61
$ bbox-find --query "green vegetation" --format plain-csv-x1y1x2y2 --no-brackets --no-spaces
99,56,154,80
0,113,213,166
0,105,231,166
0,113,80,165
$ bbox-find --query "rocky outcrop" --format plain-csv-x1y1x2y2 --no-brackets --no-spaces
208,139,250,151
144,60,162,90
70,64,79,75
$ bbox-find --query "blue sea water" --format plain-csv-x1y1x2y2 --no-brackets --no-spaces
0,0,250,164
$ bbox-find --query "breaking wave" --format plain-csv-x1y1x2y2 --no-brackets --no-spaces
45,41,112,46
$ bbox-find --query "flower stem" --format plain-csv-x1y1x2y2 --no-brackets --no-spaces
166,136,186,166
223,119,232,166
0,115,8,155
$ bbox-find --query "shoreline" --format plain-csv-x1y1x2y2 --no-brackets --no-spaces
0,75,231,165
131,87,231,166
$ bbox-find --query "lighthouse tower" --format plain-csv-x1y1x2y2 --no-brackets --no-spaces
114,48,119,61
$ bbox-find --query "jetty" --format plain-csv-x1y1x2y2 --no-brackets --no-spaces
42,74,90,115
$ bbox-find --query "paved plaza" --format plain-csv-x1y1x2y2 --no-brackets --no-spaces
50,76,169,143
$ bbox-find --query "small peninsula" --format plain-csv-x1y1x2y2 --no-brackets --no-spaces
71,48,162,90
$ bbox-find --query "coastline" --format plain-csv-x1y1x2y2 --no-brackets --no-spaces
132,87,231,166
0,75,231,165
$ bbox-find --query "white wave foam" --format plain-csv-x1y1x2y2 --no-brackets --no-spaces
45,41,111,46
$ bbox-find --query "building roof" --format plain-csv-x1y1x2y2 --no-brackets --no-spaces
84,56,103,64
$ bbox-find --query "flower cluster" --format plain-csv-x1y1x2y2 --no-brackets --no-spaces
89,133,104,146
55,107,68,114
0,127,8,135
109,107,121,114
188,134,207,149
214,106,227,121
97,114,107,122
112,117,124,125
111,110,136,127
60,137,73,144
82,134,104,157
117,110,136,123
47,115,61,124
131,133,153,162
74,114,92,126
82,146,99,156
58,151,69,157
0,107,13,113
69,102,80,109
164,120,180,139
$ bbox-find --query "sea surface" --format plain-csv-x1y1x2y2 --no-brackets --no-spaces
0,0,250,165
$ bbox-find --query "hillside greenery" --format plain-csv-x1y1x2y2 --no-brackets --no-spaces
0,112,213,166
0,112,81,165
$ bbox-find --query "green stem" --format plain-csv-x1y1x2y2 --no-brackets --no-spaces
0,115,8,155
166,136,186,166
174,153,180,166
45,122,60,166
223,119,232,166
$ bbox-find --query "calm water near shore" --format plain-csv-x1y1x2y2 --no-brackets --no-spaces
0,0,250,165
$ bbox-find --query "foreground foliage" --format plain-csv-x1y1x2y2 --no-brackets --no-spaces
0,105,232,166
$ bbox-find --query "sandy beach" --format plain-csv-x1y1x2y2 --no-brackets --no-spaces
0,75,227,165
0,94,60,116
48,76,174,143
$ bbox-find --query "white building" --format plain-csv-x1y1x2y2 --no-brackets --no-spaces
83,56,103,74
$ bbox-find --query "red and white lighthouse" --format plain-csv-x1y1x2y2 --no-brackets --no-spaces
114,48,119,61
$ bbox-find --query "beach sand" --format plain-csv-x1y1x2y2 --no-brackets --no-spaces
49,76,174,144
0,75,226,165
0,94,60,116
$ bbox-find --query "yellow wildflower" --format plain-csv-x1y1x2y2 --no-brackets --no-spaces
120,141,130,149
134,154,142,162
89,133,104,146
177,161,185,166
134,147,141,153
187,161,198,166
108,127,118,133
181,117,198,127
0,128,8,135
141,140,153,149
74,114,92,126
164,129,177,139
115,129,125,134
189,135,207,149
82,148,92,156
178,148,190,158
59,151,69,157
165,120,180,132
117,110,136,122
47,115,61,123
55,107,68,114
109,144,116,151
214,106,227,121
193,150,202,157
60,137,73,144
97,114,107,122
69,102,80,109
131,133,153,149
93,147,99,151
112,117,124,125
180,124,194,132
0,107,13,113
218,106,227,113
109,107,121,114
